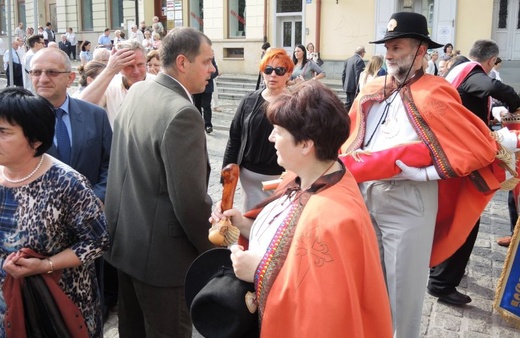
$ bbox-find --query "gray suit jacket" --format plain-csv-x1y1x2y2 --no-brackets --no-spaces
342,53,365,93
104,73,214,287
46,97,112,201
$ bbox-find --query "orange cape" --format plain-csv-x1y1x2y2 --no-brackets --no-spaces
245,171,392,338
341,73,500,266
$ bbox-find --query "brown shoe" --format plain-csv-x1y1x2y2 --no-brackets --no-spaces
497,236,512,247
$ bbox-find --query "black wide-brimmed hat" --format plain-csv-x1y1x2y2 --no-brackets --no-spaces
370,12,443,49
185,248,259,338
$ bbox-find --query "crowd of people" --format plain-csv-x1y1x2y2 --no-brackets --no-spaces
1,11,520,338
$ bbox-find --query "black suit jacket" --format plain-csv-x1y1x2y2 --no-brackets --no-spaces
46,97,112,201
342,53,365,93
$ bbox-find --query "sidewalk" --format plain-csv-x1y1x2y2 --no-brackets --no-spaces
105,97,520,337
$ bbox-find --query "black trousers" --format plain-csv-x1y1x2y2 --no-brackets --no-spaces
69,45,77,60
193,92,213,127
508,190,518,234
345,91,356,112
117,270,192,338
428,219,480,294
6,63,23,87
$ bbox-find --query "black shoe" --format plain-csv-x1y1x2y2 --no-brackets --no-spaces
205,126,213,134
427,289,472,306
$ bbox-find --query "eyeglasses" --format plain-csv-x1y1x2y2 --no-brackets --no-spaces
29,70,71,77
263,66,287,76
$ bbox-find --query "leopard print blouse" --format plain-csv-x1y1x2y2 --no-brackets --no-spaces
0,162,109,337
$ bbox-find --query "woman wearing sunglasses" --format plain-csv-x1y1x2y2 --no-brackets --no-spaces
223,48,293,212
287,44,326,86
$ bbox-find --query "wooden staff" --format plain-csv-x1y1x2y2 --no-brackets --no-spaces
208,164,241,246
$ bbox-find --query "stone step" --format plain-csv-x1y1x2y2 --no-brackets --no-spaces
215,74,345,101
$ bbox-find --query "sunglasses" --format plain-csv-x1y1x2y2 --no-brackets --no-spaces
264,66,287,76
29,70,71,77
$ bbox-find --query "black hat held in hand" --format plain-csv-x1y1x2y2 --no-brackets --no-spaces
185,248,259,338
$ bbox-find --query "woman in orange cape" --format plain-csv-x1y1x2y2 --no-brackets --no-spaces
212,81,392,337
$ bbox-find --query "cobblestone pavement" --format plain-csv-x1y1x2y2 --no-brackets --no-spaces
102,99,520,338
2,64,520,337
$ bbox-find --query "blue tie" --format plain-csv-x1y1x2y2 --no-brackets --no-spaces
55,108,71,164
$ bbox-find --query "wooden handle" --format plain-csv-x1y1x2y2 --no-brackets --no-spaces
221,164,240,211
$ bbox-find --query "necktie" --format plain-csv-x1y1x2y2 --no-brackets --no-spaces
55,109,71,164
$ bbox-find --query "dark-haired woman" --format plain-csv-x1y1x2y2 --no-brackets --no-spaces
80,40,93,65
287,44,325,85
0,87,109,337
212,80,392,337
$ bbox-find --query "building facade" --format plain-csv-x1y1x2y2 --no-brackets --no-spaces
1,0,516,77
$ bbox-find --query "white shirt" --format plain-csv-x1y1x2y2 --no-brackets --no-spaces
102,73,157,128
364,92,420,152
130,30,144,43
66,32,77,46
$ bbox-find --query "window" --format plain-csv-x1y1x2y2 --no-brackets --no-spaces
190,0,203,31
111,0,124,29
499,0,508,29
1,0,5,35
17,0,25,28
228,0,246,38
82,0,93,31
277,0,302,13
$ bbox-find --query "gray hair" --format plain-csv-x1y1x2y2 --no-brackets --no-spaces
469,39,499,63
160,27,212,70
116,39,145,53
355,46,365,55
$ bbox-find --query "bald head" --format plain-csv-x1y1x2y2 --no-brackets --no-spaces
31,48,75,107
31,48,72,71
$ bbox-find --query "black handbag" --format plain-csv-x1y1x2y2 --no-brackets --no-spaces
21,274,73,338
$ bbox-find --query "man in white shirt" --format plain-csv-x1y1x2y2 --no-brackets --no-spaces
23,34,45,92
129,25,144,43
14,22,25,39
79,40,153,127
4,40,23,86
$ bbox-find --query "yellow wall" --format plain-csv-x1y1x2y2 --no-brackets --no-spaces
315,1,375,61
455,0,494,55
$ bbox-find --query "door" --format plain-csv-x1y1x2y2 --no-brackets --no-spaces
493,0,520,60
278,16,302,55
432,0,456,51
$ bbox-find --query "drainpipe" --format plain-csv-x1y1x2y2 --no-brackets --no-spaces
135,0,139,27
263,0,268,42
316,0,321,52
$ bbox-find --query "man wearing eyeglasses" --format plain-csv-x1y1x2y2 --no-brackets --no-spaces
30,48,112,325
22,34,45,93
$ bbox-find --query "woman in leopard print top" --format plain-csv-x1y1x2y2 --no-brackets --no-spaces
0,87,109,337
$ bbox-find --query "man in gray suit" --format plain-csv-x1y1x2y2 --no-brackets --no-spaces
341,45,366,111
104,27,215,337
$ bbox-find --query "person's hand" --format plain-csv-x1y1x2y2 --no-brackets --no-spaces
230,245,262,283
209,201,250,234
395,160,440,181
106,48,135,73
2,251,48,278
